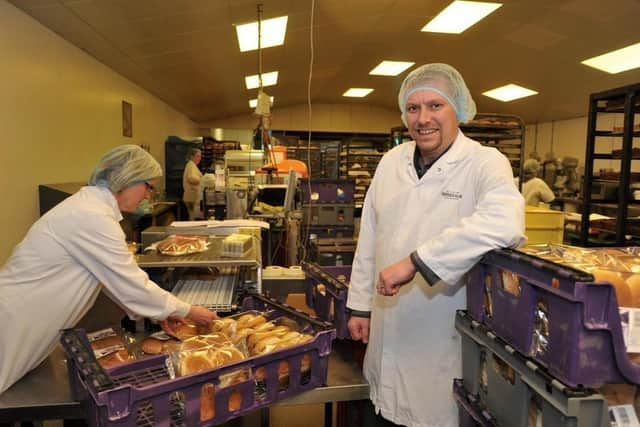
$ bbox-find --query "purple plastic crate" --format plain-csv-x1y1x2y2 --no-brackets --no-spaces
306,225,355,239
466,248,640,388
301,262,351,340
61,294,335,426
300,179,355,204
453,379,497,427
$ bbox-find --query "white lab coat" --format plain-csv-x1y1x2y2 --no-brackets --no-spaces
347,131,526,427
521,177,555,207
183,159,203,203
0,186,190,394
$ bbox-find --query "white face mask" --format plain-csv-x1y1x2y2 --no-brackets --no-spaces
133,198,151,216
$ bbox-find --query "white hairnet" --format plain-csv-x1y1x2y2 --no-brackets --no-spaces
398,63,477,126
187,147,201,161
89,145,162,192
522,158,541,180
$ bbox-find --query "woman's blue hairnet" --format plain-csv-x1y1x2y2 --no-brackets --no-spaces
88,145,162,192
398,63,477,126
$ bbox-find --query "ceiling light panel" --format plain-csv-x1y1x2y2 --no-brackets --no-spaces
422,1,502,34
245,71,279,89
581,41,640,74
343,88,374,98
249,96,274,108
482,84,538,102
236,16,288,52
370,61,415,76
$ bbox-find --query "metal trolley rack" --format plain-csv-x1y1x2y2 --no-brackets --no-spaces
136,234,263,310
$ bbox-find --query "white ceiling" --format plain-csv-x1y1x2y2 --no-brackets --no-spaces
9,0,640,125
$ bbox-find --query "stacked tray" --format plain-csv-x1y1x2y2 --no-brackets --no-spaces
61,294,335,426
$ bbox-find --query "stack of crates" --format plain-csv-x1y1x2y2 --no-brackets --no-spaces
456,248,640,426
300,179,356,265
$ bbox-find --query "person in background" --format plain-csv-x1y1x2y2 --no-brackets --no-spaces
520,158,555,206
346,63,526,426
183,147,203,220
0,145,217,394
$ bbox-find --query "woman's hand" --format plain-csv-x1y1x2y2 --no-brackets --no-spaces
186,305,218,326
158,316,185,338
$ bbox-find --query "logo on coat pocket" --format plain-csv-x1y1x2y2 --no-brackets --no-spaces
441,190,463,200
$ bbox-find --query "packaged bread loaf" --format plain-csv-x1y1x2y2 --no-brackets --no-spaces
156,235,208,256
87,328,133,368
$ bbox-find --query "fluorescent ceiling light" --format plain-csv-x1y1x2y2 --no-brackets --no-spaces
482,84,538,102
343,88,374,98
421,1,502,34
245,71,278,89
236,16,288,52
249,96,274,108
370,61,415,76
581,42,640,74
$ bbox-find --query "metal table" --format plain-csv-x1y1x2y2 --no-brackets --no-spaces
0,340,368,425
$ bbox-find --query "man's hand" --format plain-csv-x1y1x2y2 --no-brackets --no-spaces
377,256,417,296
348,316,370,343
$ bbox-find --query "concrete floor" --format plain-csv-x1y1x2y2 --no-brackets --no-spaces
41,404,333,427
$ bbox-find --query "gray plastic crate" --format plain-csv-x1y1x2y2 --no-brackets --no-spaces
456,311,610,427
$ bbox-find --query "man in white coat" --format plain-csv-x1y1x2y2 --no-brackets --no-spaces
183,147,203,220
346,63,526,426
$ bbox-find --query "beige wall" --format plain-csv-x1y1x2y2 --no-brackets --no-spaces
0,2,199,264
200,103,401,134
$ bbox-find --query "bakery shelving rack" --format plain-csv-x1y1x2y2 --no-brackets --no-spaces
339,135,388,208
580,83,640,246
459,113,525,180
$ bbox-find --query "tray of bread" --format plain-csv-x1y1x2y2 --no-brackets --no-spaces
61,294,335,426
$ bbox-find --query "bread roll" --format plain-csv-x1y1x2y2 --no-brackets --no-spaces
90,334,132,367
201,332,231,346
593,269,633,307
180,337,210,351
90,335,123,350
247,315,268,329
212,318,236,338
251,335,284,355
175,322,199,341
247,328,290,349
98,349,131,368
211,347,245,366
232,327,254,344
162,339,182,353
180,350,214,375
236,313,257,329
141,337,165,355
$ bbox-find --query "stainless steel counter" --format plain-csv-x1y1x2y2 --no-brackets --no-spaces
0,339,368,423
